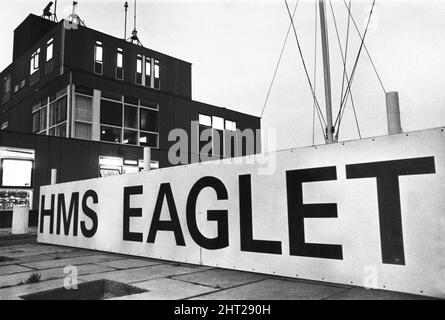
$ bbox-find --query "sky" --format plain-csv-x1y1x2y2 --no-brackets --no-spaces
1,0,444,151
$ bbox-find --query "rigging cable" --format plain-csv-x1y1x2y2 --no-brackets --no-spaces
260,1,299,118
342,0,386,94
284,0,327,140
334,0,376,129
328,0,361,139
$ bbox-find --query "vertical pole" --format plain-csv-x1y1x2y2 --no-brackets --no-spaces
144,147,151,171
51,169,57,185
386,91,402,135
319,0,334,144
124,2,129,39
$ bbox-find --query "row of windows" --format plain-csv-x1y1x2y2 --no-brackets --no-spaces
198,114,239,159
29,38,54,86
74,89,159,148
94,41,160,89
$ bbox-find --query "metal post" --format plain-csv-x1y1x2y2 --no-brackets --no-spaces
12,206,29,235
51,169,57,185
144,147,151,171
319,0,334,144
124,2,129,39
386,91,402,135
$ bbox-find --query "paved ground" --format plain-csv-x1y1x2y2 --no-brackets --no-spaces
0,236,436,300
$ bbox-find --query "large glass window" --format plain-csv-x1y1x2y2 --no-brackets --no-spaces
140,108,158,132
124,105,138,129
139,131,158,148
75,95,92,122
49,97,67,127
32,102,47,134
100,99,122,127
99,95,159,147
101,126,121,143
94,41,103,75
48,95,67,137
74,94,93,140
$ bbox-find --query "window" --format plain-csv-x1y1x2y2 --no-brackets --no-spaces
48,95,67,137
136,55,143,85
74,95,93,139
30,49,40,85
139,131,158,148
100,99,122,127
2,75,11,103
140,108,158,132
32,102,47,134
46,38,54,61
94,41,103,75
154,60,160,89
98,95,159,147
124,105,138,129
101,126,121,143
46,38,54,74
123,129,138,145
199,114,212,127
116,48,124,80
30,49,40,75
3,75,11,94
225,120,237,131
212,116,224,130
145,57,151,87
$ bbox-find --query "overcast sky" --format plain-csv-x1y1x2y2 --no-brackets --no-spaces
1,0,444,150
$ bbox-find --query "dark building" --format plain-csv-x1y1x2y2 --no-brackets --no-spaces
0,12,261,216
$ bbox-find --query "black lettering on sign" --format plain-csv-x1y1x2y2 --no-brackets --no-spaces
186,177,229,250
147,183,185,246
39,194,55,234
239,175,282,254
56,193,79,236
81,190,98,238
346,156,436,265
286,167,343,260
123,186,143,242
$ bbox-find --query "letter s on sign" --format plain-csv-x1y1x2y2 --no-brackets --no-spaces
81,190,98,238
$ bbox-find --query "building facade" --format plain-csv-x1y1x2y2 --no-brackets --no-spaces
0,14,261,215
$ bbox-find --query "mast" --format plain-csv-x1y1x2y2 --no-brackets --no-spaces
318,0,335,143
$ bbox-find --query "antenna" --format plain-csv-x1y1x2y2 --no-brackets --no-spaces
67,1,86,27
128,0,143,46
124,1,129,39
54,0,58,22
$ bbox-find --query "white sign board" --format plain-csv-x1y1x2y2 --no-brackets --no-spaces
38,128,445,298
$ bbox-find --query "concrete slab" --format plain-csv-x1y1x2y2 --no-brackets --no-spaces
79,264,201,284
326,287,435,300
174,269,270,289
95,258,164,269
47,250,106,259
0,254,55,267
19,254,118,270
115,278,218,300
191,278,348,300
0,264,34,276
0,264,116,288
0,278,86,300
